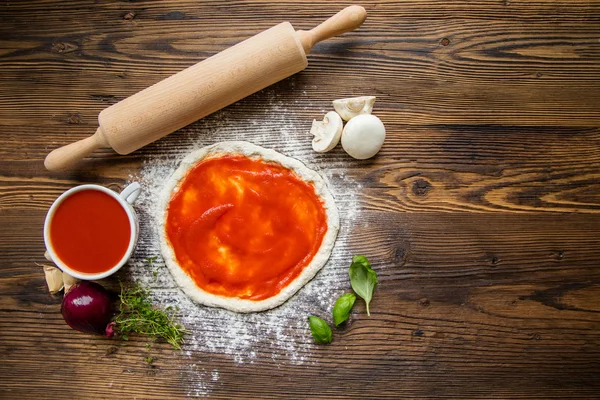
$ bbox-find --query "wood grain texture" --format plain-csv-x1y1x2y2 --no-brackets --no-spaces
1,1,600,399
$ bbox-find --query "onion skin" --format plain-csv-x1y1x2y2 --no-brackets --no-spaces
61,281,115,336
105,321,116,338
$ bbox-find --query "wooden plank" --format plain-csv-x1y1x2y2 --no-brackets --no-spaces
1,4,599,127
1,0,600,398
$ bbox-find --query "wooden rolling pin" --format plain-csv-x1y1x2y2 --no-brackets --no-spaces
44,6,367,172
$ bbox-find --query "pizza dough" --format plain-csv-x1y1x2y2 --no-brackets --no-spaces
158,141,339,312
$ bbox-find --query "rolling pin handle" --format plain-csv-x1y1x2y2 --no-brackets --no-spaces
296,5,367,53
44,128,109,172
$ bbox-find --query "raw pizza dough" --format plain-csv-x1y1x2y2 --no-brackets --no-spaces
158,141,340,312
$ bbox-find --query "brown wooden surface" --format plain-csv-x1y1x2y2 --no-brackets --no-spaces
2,1,600,399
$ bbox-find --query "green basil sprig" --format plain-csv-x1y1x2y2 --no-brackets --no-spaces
308,316,332,344
332,293,356,326
348,255,378,316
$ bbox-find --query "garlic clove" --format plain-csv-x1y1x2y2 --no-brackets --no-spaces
43,265,64,294
44,250,53,262
311,111,343,153
63,272,80,294
332,96,376,121
341,114,386,160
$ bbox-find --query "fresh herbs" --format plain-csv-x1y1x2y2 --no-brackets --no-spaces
113,283,186,349
332,293,356,326
146,256,159,279
308,316,332,344
307,255,378,345
349,255,378,316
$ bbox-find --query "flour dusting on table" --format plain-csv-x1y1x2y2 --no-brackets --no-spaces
127,90,361,396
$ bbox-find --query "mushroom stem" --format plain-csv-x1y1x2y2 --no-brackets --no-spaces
311,111,343,153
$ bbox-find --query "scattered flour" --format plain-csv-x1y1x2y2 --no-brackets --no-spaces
126,88,362,396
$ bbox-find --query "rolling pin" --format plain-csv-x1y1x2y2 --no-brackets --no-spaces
44,6,367,172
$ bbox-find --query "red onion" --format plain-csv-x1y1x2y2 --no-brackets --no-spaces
61,281,115,337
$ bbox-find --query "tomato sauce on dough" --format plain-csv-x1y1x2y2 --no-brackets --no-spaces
165,155,328,300
49,189,131,274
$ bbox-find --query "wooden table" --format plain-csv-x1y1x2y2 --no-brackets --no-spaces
2,1,600,398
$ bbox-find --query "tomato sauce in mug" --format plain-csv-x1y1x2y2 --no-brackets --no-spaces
49,189,131,274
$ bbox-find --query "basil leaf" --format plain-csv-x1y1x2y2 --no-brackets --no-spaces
352,255,370,268
349,255,378,316
308,316,332,344
332,293,356,326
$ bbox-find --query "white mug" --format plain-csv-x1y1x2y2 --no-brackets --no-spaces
44,182,141,280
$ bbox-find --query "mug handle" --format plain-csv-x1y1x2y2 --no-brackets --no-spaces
120,182,141,205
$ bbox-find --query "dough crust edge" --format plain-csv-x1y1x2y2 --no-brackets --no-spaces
158,141,340,313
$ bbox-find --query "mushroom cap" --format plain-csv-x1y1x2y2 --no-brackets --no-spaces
311,111,343,153
341,114,386,159
332,96,376,121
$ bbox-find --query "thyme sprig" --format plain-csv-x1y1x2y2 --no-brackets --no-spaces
113,283,186,350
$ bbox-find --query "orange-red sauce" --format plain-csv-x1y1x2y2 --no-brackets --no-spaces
165,155,328,300
50,189,131,274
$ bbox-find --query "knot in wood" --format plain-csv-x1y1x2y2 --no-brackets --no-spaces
412,178,432,196
392,247,407,266
51,42,78,54
67,113,83,124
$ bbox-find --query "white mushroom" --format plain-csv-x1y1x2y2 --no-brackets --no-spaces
311,111,343,153
341,114,386,160
332,96,376,121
